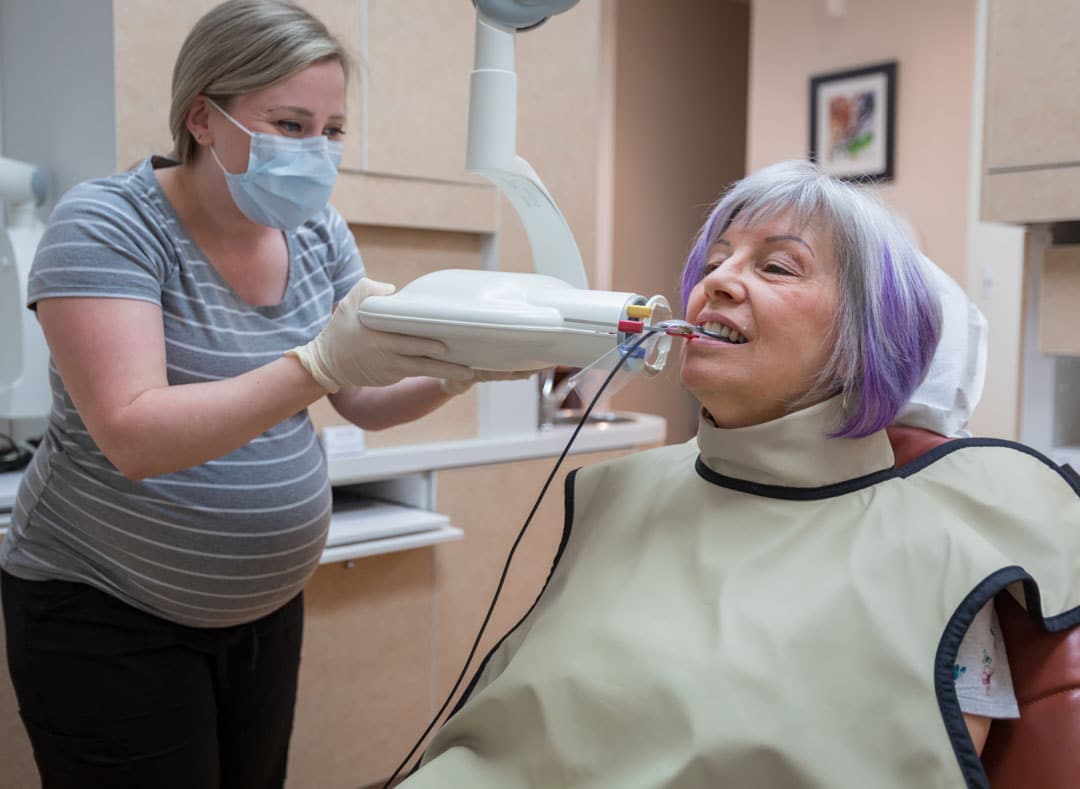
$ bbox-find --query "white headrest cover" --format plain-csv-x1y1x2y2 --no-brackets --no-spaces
894,255,988,438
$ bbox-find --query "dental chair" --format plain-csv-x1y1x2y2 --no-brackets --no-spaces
980,589,1080,787
887,424,1080,788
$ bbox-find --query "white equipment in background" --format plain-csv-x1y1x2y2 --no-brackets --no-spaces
0,155,49,424
358,1,675,377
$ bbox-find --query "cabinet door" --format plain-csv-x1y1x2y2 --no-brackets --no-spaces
1040,245,1080,356
361,0,477,181
0,562,38,788
984,0,1080,172
288,551,435,789
981,0,1080,222
431,450,638,711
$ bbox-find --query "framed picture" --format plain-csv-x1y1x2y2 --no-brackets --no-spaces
809,61,897,182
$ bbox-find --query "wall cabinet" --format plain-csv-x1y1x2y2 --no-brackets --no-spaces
1018,228,1080,471
362,0,477,182
114,0,479,184
982,1,1080,464
1039,244,1080,357
981,0,1080,223
0,0,496,232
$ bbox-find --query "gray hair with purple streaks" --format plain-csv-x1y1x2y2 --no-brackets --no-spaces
679,160,942,438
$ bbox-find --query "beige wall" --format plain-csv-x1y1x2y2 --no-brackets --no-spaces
606,0,751,444
963,0,1026,440
746,0,1025,439
497,5,603,284
747,0,977,284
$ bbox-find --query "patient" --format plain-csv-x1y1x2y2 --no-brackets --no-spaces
399,161,1080,788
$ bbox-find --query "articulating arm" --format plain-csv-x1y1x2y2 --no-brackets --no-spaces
467,0,588,288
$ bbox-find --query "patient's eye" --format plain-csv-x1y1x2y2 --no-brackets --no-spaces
702,259,726,278
762,261,796,275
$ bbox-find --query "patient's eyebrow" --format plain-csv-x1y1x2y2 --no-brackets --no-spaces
765,234,815,258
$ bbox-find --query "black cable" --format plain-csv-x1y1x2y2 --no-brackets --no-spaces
381,330,656,788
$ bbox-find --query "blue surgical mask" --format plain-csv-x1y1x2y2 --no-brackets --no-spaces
206,98,344,229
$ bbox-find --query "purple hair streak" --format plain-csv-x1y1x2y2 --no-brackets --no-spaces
679,160,942,438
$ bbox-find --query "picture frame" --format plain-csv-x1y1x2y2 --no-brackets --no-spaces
809,61,897,182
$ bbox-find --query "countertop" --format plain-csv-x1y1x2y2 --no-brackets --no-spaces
324,411,666,485
0,411,666,513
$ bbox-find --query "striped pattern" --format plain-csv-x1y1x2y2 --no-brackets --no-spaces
0,157,362,627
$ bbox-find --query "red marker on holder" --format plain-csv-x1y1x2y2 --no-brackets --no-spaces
618,318,717,341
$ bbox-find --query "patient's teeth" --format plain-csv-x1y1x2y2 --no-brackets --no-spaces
700,322,747,343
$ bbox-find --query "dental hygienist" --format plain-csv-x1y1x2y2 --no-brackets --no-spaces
0,1,506,787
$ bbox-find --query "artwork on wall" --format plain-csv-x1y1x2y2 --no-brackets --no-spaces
809,61,897,182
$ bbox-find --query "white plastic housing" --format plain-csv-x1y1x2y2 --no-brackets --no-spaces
466,17,517,172
358,269,650,371
0,218,50,420
0,156,46,206
466,16,587,289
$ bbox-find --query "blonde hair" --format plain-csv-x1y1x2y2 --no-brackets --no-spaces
169,0,352,164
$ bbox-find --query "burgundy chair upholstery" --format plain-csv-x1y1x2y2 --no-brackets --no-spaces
885,424,951,467
980,591,1080,787
887,425,1080,787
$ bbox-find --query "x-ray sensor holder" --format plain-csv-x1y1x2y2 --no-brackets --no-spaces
359,1,678,376
358,269,673,373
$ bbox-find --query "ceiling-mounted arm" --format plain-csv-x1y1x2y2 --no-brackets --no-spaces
474,0,581,31
467,0,588,289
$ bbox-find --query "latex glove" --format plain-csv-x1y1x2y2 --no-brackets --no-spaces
288,278,474,392
439,369,539,396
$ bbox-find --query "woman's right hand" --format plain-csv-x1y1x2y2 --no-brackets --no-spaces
288,277,474,392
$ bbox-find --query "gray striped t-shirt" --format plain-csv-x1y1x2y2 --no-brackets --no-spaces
0,156,362,628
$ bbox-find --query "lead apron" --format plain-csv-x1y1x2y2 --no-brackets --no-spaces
405,398,1080,789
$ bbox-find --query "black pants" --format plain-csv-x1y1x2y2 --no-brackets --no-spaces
1,570,303,789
